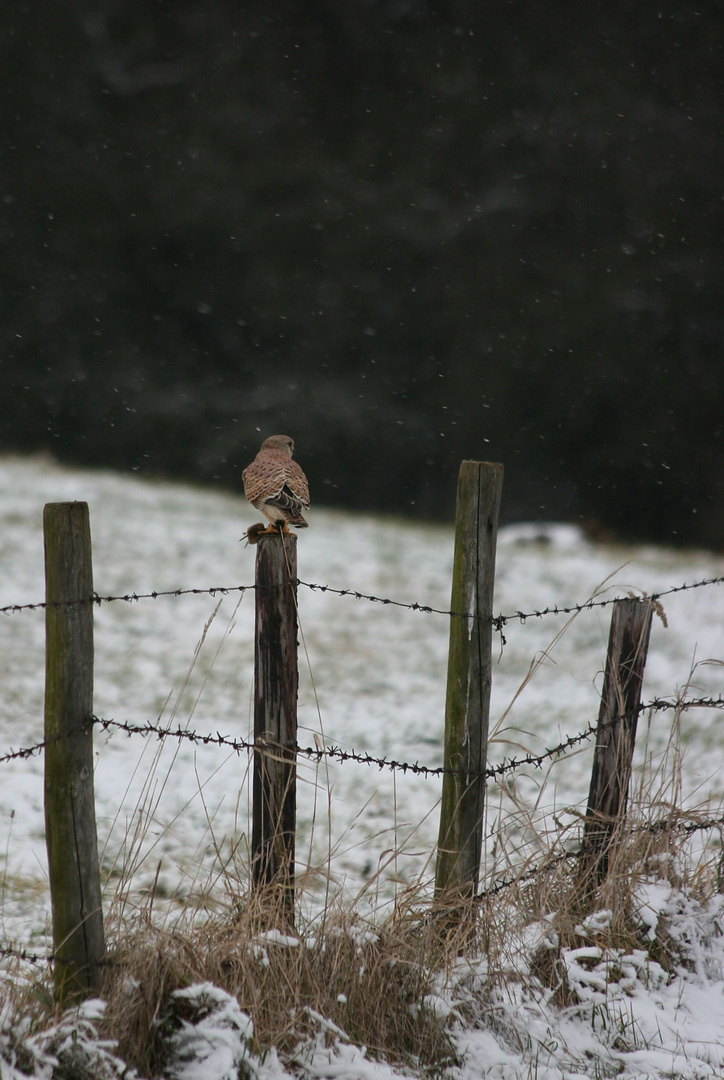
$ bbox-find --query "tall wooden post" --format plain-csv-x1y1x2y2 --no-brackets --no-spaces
436,461,503,900
580,598,653,890
44,502,105,1004
251,532,298,925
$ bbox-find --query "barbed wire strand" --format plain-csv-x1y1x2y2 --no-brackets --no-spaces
0,944,120,968
0,583,258,616
94,694,724,781
0,944,53,966
2,566,722,966
298,573,724,629
477,808,724,901
2,572,723,624
3,695,722,777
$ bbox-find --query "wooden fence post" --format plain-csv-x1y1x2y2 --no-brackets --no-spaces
579,597,653,891
435,461,503,901
251,532,298,925
43,502,105,1004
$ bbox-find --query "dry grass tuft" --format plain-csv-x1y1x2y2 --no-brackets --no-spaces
99,887,462,1077
493,796,724,1009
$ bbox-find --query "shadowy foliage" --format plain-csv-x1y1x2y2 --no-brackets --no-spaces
1,2,722,544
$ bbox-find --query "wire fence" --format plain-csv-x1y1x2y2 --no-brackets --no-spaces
3,694,724,777
3,700,724,947
6,801,724,967
2,571,723,627
1,568,723,969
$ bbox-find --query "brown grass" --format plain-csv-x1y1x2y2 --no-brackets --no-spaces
98,886,465,1077
91,794,723,1076
2,802,722,1079
4,629,723,1077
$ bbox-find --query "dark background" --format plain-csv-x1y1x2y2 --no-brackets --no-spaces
2,2,723,545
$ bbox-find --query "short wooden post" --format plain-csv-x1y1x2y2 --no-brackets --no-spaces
579,598,653,890
435,461,504,900
251,532,298,925
44,502,105,1004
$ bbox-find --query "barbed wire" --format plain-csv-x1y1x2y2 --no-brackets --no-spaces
628,810,724,840
83,694,724,781
0,740,48,766
0,723,97,766
477,848,580,899
647,695,724,712
0,943,53,966
296,580,472,620
299,573,724,629
2,565,721,966
477,807,724,901
0,583,258,616
0,943,120,968
3,694,722,777
471,696,723,783
0,712,634,777
2,572,723,624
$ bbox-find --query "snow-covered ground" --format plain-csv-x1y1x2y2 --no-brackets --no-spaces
1,454,724,1079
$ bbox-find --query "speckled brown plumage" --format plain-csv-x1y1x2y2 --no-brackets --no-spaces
242,434,310,532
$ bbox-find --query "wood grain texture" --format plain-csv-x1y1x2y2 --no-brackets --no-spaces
436,461,504,900
251,532,298,924
581,598,653,888
43,502,104,1003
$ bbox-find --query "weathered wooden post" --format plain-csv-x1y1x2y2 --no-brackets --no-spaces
435,461,503,901
579,597,653,891
251,532,298,925
44,502,105,1004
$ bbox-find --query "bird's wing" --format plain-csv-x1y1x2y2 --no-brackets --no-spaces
283,460,310,508
243,456,288,507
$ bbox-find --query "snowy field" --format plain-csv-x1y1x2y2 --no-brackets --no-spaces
2,454,724,1079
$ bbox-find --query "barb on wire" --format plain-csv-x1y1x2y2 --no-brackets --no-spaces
0,738,49,766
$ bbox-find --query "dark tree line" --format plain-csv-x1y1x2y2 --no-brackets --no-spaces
2,1,722,545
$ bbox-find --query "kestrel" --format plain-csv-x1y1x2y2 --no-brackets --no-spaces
242,434,310,536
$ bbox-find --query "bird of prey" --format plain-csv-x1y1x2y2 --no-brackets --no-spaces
242,434,310,537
